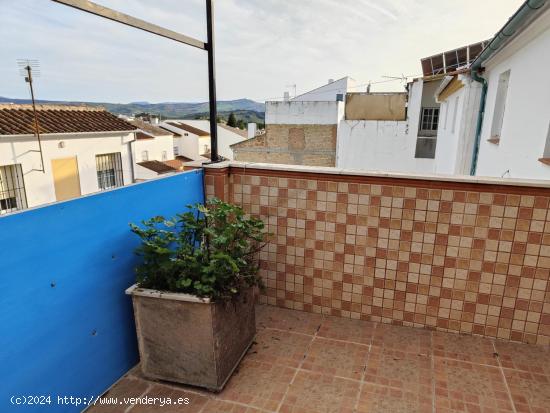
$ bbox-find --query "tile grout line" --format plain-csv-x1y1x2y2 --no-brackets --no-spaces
260,325,378,348
352,321,378,413
274,318,324,413
492,340,518,413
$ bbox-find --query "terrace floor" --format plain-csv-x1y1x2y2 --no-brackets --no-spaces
88,305,550,413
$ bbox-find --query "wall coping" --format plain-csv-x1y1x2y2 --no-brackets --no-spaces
203,161,550,190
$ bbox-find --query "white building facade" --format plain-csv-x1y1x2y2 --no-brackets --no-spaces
0,105,137,213
160,120,246,161
473,4,550,179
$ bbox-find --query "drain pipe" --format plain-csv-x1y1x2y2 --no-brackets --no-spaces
469,0,547,176
469,72,487,176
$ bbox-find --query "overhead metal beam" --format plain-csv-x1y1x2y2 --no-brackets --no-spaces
51,0,206,50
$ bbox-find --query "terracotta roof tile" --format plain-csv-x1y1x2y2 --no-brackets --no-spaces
0,104,136,135
136,131,155,140
167,121,210,137
137,160,177,174
130,119,173,137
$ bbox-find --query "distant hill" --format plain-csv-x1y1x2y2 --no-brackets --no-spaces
0,97,265,123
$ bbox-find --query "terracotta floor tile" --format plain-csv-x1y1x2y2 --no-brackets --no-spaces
494,340,550,375
433,331,498,366
246,329,312,368
364,348,432,394
371,323,431,354
434,358,514,412
130,384,209,413
217,360,294,411
301,337,369,380
279,370,360,413
356,383,433,413
256,305,323,335
317,316,376,345
87,377,150,413
503,368,550,413
201,399,265,413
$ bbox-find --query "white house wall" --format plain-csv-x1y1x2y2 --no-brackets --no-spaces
476,11,550,179
292,77,355,101
265,101,342,125
134,136,174,164
0,132,134,208
172,120,246,161
336,79,435,174
434,77,482,175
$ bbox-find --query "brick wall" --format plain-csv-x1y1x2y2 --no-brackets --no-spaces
232,124,336,167
204,162,550,345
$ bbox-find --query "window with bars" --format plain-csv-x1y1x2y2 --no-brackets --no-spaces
419,107,440,136
0,164,28,215
96,153,124,190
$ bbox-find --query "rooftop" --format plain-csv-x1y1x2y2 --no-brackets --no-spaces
137,160,178,174
166,121,210,137
87,305,550,413
130,119,173,138
0,104,136,135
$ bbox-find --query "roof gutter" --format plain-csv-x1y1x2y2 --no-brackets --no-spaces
469,0,548,176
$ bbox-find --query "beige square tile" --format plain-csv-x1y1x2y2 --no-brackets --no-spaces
218,360,294,411
246,329,311,368
279,370,359,413
356,383,432,413
317,316,376,345
302,337,369,380
256,305,323,335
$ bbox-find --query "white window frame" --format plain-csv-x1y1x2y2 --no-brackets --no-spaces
0,164,27,215
161,151,167,161
96,153,124,190
141,150,149,161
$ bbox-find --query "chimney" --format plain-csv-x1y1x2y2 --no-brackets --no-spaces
283,91,290,101
328,78,334,84
247,123,257,139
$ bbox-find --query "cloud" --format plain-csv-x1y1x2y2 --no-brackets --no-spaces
0,0,524,103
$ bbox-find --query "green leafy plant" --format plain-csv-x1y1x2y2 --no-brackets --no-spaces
130,198,266,301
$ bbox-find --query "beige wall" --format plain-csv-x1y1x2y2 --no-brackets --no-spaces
233,124,337,167
345,93,407,121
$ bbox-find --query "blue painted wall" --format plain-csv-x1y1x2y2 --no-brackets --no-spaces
0,170,204,413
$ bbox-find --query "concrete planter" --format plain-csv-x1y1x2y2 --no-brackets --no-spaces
125,284,255,391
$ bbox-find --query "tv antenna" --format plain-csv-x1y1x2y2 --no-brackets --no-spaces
17,59,45,173
382,74,407,82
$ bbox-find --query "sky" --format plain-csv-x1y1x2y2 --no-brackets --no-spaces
0,0,524,104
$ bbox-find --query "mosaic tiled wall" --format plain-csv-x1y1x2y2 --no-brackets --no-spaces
204,164,550,345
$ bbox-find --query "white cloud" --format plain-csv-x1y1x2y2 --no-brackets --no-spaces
0,0,524,103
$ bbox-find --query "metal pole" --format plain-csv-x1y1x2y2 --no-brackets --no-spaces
26,66,45,173
206,0,219,162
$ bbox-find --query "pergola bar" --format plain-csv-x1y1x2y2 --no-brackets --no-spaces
51,0,220,162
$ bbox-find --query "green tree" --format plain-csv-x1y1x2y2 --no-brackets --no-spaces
227,112,237,127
